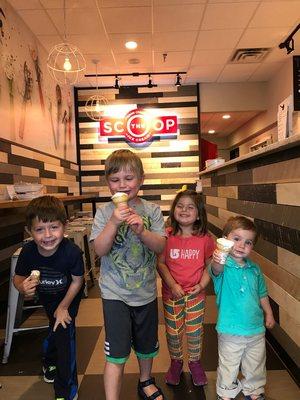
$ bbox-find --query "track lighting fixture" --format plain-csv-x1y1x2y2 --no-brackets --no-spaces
85,71,186,88
279,23,299,55
175,73,181,87
147,74,154,88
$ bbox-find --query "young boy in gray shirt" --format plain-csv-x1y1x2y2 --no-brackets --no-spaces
90,149,166,400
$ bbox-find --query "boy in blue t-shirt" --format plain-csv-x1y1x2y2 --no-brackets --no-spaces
13,195,84,400
209,216,275,400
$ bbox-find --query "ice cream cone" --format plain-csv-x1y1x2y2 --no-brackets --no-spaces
30,270,40,283
111,192,129,208
216,238,234,264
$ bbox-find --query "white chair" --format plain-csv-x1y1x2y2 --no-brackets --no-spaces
65,225,95,297
2,248,48,364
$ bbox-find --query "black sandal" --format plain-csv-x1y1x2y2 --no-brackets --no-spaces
137,377,164,400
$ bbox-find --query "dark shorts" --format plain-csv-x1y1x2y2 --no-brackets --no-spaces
102,298,159,364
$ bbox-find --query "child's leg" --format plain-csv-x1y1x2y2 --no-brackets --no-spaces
104,361,125,400
240,333,266,398
216,334,244,399
53,320,78,400
137,358,163,399
185,294,205,361
163,297,185,360
185,293,207,386
132,299,163,399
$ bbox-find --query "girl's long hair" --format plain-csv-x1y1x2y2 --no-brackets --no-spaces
169,190,208,236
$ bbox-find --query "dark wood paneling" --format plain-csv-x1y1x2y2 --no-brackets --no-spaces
238,184,277,204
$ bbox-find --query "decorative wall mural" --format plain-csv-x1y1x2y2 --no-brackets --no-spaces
0,0,77,163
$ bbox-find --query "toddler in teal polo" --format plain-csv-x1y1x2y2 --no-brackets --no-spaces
209,216,275,400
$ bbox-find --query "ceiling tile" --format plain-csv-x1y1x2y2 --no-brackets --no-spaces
109,33,152,53
17,10,58,35
195,29,243,50
154,4,205,32
191,49,232,66
153,31,198,52
154,0,206,4
84,55,116,73
217,63,259,82
114,52,152,70
186,65,224,83
100,7,151,33
238,27,293,48
67,34,110,54
201,2,258,30
249,1,300,28
98,0,151,6
47,8,104,35
248,61,283,82
36,34,62,52
7,0,42,9
154,51,192,69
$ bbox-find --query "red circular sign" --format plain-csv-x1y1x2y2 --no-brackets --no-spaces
124,109,153,143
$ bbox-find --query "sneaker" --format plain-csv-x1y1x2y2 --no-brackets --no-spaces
55,394,78,400
188,360,208,386
165,359,183,385
43,365,56,383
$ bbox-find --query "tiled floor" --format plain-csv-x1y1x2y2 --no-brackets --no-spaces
0,280,299,400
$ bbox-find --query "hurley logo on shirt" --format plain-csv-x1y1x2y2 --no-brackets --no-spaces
170,249,200,260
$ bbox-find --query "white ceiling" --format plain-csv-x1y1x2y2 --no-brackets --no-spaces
7,0,300,136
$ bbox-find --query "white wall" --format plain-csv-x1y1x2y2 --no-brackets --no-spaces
0,0,77,162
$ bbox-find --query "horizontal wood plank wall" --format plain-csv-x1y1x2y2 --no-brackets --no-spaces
0,137,80,296
201,145,300,368
76,85,200,217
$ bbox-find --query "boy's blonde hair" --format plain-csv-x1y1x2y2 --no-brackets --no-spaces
105,149,144,179
223,216,258,244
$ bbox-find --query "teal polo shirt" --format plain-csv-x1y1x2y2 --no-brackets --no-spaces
209,256,268,336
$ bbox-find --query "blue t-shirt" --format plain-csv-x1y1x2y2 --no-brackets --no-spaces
15,238,84,316
209,256,268,336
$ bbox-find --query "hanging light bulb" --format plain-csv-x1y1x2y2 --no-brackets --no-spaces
63,57,72,71
95,100,101,112
85,59,108,121
47,0,85,84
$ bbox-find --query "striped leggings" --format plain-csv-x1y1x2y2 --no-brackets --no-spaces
163,293,205,361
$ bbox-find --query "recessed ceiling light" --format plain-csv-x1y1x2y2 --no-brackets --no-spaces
222,114,231,119
208,129,215,134
125,41,137,50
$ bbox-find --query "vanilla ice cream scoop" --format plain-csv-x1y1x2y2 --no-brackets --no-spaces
111,192,129,208
216,238,234,264
30,270,40,283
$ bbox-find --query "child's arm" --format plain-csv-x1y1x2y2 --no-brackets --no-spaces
260,296,276,329
13,274,38,298
126,211,166,253
53,275,84,332
157,254,185,299
210,249,225,275
93,204,130,257
189,268,210,295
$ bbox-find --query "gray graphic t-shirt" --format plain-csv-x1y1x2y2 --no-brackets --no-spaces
90,198,165,306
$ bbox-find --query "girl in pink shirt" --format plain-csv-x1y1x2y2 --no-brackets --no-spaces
157,189,215,387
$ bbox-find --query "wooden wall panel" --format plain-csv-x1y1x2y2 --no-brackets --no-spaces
76,85,200,216
201,150,300,368
0,137,80,294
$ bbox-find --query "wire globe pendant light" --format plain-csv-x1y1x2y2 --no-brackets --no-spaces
85,60,108,121
47,0,86,84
